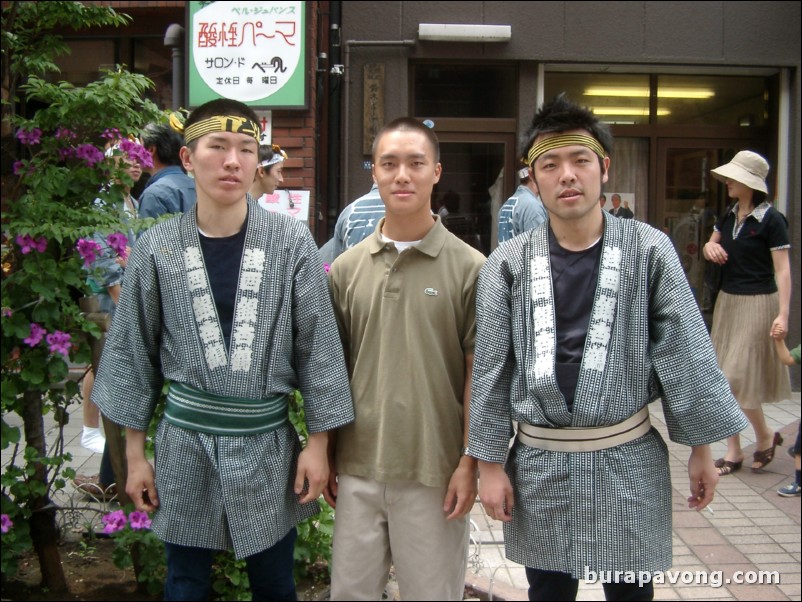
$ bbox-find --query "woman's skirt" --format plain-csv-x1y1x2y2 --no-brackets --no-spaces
711,291,791,409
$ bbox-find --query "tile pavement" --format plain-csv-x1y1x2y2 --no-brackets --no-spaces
466,393,801,601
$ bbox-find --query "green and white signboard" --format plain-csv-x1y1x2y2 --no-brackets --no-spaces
188,1,307,108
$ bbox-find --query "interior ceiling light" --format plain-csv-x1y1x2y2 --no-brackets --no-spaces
591,107,671,116
584,87,714,99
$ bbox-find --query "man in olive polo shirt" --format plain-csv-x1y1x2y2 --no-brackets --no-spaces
326,117,485,601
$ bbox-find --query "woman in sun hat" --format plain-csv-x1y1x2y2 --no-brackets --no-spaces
703,150,792,476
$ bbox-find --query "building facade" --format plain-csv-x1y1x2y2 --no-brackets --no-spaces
50,1,800,382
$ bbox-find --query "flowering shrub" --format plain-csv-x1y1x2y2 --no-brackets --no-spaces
103,508,165,596
1,2,163,591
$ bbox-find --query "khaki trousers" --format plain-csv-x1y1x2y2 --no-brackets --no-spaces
330,475,469,601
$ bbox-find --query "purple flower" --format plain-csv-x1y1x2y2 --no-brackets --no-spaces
106,232,129,259
17,234,47,254
102,510,128,535
58,146,76,161
74,144,105,167
55,127,77,141
128,511,152,531
24,323,46,347
46,331,72,357
16,127,42,145
2,308,12,318
13,161,25,176
76,238,102,268
118,138,153,169
102,128,121,140
1,514,12,534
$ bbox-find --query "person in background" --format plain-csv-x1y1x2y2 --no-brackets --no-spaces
703,150,792,475
138,122,196,219
498,166,547,244
327,118,484,600
249,143,287,200
75,138,143,498
771,328,800,497
469,95,747,601
608,193,633,218
319,183,384,264
93,99,354,601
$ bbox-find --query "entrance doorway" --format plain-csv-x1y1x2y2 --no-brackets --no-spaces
436,134,516,256
657,140,766,326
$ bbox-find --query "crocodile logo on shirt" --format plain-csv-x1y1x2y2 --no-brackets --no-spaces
424,288,439,296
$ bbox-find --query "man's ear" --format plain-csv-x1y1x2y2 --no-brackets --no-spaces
601,156,611,184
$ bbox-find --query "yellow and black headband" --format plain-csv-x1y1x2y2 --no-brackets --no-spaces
526,133,606,166
181,115,261,145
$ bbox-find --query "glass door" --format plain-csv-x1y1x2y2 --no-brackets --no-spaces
657,140,763,327
436,133,515,256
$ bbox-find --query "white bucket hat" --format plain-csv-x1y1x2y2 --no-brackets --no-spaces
710,150,769,194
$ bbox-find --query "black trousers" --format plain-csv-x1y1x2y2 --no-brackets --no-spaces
526,567,654,601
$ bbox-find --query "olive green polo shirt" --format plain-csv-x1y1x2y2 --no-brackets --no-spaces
329,217,485,487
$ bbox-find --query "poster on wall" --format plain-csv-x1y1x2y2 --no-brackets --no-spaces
187,1,307,108
601,192,636,219
256,189,310,222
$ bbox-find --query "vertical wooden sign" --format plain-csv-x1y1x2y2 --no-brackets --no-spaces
363,63,384,155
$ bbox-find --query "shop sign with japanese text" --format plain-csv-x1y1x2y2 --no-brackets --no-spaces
188,1,307,109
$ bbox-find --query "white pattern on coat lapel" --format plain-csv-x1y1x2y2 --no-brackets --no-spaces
526,227,569,425
229,206,264,374
181,209,228,371
573,214,622,426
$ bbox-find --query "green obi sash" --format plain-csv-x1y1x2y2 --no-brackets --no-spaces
164,382,289,436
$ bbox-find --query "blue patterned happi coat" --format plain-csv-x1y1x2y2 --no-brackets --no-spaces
469,213,747,577
94,200,354,558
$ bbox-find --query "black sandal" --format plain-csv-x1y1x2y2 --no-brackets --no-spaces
752,432,783,472
715,458,743,476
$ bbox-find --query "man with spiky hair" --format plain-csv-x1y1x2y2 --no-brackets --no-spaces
468,95,747,601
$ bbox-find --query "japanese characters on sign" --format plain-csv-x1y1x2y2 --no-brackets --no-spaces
256,189,310,222
188,1,306,108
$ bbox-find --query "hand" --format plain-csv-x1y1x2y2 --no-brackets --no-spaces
687,445,717,511
703,241,727,265
295,432,329,505
770,315,788,339
478,461,514,522
443,456,478,520
126,456,159,512
322,470,339,508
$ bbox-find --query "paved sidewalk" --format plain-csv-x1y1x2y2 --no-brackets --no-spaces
466,393,801,601
3,391,799,600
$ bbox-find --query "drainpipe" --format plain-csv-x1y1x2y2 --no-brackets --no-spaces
164,24,185,109
325,2,343,237
341,38,414,205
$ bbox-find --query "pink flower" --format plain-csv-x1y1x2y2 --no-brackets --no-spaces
74,144,105,167
2,308,12,318
117,138,153,169
101,510,128,535
1,514,12,534
55,127,77,141
24,323,46,347
106,232,129,259
76,238,102,267
128,511,152,531
323,263,331,274
16,127,42,145
102,128,121,140
16,234,47,254
46,331,72,357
